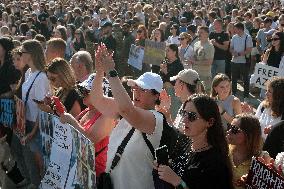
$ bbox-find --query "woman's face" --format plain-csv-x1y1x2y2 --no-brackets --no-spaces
271,34,281,47
197,28,208,40
170,26,177,35
75,30,81,39
181,101,209,138
265,86,273,104
154,30,161,39
13,54,26,71
179,35,188,45
53,29,62,39
226,118,245,145
20,48,32,67
166,47,176,60
214,80,231,98
46,71,61,88
136,28,145,39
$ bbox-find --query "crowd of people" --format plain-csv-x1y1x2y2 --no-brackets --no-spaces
0,0,284,189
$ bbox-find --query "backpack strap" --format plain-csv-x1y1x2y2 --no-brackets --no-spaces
24,71,41,106
142,133,155,159
109,127,135,172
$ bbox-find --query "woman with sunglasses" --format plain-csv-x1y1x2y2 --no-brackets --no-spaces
167,24,180,45
20,39,51,187
156,94,233,189
211,73,242,130
60,73,114,177
262,32,284,69
226,114,262,189
43,58,84,117
71,29,86,54
178,32,194,69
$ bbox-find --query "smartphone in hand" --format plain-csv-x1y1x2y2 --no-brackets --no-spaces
155,145,169,165
51,96,65,114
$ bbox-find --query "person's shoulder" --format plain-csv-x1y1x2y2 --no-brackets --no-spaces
232,96,241,105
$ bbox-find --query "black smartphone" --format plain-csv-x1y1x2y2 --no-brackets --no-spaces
155,145,169,165
33,99,44,104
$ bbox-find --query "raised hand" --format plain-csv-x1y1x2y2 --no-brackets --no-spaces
96,44,115,73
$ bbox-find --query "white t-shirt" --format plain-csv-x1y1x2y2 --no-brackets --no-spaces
106,110,163,189
255,103,282,139
22,69,50,122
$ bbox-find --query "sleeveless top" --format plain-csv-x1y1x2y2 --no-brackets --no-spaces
217,95,235,130
77,108,109,176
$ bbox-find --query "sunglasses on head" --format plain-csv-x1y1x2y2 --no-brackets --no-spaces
180,109,200,122
227,123,242,134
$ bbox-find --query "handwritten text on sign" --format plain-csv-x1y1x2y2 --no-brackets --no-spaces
251,63,284,89
0,99,15,128
246,157,284,189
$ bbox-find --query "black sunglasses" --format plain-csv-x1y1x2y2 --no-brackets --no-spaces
227,123,242,134
180,109,200,122
19,51,29,56
77,86,90,97
137,30,143,33
178,37,185,40
272,38,280,41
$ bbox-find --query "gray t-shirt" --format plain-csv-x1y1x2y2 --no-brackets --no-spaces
230,33,253,63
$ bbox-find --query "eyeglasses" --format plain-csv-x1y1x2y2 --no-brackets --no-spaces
227,123,242,134
137,30,143,33
170,27,175,30
180,110,200,122
272,38,280,41
178,37,185,40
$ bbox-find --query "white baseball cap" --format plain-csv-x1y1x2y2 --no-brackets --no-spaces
127,72,163,93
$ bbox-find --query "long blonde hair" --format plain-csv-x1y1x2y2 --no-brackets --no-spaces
45,58,76,90
22,39,46,71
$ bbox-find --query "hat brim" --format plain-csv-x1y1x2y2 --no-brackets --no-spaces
170,76,178,81
127,79,152,90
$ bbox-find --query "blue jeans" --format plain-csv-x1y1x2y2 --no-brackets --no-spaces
211,59,226,78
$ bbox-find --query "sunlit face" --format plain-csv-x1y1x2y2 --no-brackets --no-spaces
214,80,231,98
132,85,157,109
181,101,208,138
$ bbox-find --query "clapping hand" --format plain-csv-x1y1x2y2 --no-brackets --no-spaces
160,63,168,74
95,43,115,73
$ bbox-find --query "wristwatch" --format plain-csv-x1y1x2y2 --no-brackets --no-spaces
176,180,187,189
108,70,118,78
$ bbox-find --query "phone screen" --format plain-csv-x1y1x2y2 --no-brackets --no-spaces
155,145,169,165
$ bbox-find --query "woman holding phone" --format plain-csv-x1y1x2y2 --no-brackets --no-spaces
156,94,234,189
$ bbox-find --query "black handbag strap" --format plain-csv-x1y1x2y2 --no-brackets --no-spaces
24,71,41,106
142,133,155,159
109,127,135,172
95,146,107,157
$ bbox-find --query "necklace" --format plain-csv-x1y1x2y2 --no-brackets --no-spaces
191,144,212,152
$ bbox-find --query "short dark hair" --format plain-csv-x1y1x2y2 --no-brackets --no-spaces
234,22,244,31
187,24,197,33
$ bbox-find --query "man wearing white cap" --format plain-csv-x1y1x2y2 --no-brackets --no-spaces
91,45,164,189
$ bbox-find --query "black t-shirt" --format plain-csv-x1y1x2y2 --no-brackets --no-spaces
100,35,116,53
160,59,184,84
263,121,284,159
250,28,259,47
183,148,232,189
209,31,229,60
0,60,21,95
57,88,85,113
267,49,282,68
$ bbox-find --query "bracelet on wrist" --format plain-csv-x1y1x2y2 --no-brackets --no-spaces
176,180,187,189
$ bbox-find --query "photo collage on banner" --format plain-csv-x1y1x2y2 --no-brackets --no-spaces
39,111,96,189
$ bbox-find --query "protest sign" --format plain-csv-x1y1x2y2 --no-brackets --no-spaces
13,96,25,139
246,157,284,189
144,40,166,65
39,111,96,189
128,44,144,70
251,63,284,89
0,98,15,128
